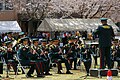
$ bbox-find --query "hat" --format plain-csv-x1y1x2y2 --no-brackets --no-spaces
41,39,47,42
5,41,12,45
32,38,39,43
20,37,29,43
48,39,53,42
7,32,12,34
19,32,25,36
52,38,59,42
32,38,39,41
113,39,119,43
100,18,108,21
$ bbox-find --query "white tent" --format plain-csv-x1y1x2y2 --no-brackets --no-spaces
0,21,21,32
37,18,118,32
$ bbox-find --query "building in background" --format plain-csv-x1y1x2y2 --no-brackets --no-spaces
0,0,17,21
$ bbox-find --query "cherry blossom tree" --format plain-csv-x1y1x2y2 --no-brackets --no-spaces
48,0,120,22
0,0,119,22
1,0,119,23
14,0,51,21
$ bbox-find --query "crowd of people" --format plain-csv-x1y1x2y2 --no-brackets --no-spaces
0,29,119,78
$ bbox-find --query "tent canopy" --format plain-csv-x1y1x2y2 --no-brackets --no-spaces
37,18,118,32
0,21,21,32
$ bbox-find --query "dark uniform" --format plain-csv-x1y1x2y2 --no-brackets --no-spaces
3,41,18,74
90,44,98,68
46,39,54,68
64,42,77,69
50,39,72,74
111,44,117,68
32,39,52,75
18,37,44,77
94,18,114,69
0,46,6,75
115,45,120,69
81,45,92,76
30,39,46,75
4,32,14,41
17,32,25,44
111,44,120,69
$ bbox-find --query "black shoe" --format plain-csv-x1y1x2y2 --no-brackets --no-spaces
87,73,89,76
37,75,45,78
53,64,56,67
26,74,34,78
57,71,64,74
50,64,53,68
66,71,73,74
45,72,52,75
18,69,21,72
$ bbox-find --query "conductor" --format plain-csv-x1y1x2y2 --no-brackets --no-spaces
94,18,115,69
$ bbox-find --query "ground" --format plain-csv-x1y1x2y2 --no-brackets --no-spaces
0,64,120,80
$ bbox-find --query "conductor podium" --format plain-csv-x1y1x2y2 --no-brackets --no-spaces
90,69,118,77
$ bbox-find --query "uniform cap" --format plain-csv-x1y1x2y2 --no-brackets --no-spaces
100,18,108,21
41,39,47,42
52,38,59,42
7,32,12,34
20,37,29,43
19,32,25,36
32,38,39,41
113,39,118,43
48,39,53,41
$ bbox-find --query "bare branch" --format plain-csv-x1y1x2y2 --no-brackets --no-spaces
101,5,112,17
89,5,101,18
84,2,98,18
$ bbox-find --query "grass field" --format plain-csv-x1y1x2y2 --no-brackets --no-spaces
0,63,120,80
0,57,120,80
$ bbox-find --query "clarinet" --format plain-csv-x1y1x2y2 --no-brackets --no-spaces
31,45,41,59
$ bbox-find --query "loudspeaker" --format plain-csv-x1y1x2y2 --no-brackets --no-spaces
90,69,118,77
0,62,3,74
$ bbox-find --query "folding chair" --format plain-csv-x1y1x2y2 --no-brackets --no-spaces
1,57,7,67
14,53,28,78
48,53,58,72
